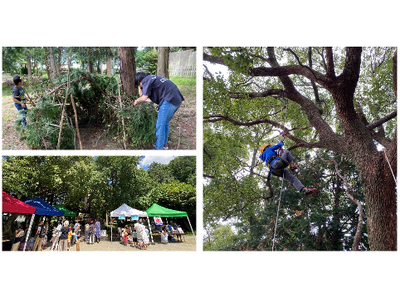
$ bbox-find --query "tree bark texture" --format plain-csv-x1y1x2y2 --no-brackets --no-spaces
26,50,32,79
48,47,57,82
107,56,112,77
118,47,137,97
157,47,169,78
87,60,94,73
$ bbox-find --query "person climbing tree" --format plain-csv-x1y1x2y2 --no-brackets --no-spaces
259,138,317,195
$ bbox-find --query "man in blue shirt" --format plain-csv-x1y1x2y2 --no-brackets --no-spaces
133,72,184,150
259,140,317,195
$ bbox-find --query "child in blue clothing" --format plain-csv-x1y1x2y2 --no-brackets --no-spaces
12,75,28,127
259,140,317,195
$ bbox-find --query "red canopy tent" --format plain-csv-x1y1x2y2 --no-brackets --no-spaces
3,191,37,251
2,191,36,214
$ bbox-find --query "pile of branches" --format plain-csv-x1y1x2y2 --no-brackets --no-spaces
16,70,157,149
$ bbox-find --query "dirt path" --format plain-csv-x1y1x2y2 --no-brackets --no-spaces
43,235,196,251
2,92,29,150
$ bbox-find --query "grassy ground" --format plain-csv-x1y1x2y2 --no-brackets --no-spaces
2,75,197,150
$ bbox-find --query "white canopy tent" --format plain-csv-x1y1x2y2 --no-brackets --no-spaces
109,203,153,243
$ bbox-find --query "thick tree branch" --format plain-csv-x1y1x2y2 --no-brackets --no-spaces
203,53,226,65
229,89,283,99
308,47,323,114
366,111,397,130
356,101,394,147
204,114,322,150
249,64,329,87
203,174,215,179
325,47,335,78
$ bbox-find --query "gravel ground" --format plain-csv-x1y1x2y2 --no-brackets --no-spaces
44,235,196,252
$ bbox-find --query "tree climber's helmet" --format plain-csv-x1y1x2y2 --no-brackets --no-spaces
260,144,272,154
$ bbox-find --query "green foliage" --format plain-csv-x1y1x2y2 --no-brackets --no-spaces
117,102,157,148
2,47,26,74
203,224,241,251
16,98,75,149
136,48,158,74
168,156,196,186
147,162,174,184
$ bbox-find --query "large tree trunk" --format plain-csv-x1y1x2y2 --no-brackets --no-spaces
355,150,397,250
106,56,112,77
118,47,137,97
57,47,63,73
97,60,102,75
157,47,169,78
87,60,94,73
48,47,57,82
326,48,396,250
26,49,32,80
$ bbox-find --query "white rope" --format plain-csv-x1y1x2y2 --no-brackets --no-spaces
271,90,288,251
384,150,397,184
272,176,284,251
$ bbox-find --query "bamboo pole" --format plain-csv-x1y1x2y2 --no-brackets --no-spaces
23,214,35,251
21,86,34,106
117,84,127,149
70,94,82,150
57,48,72,149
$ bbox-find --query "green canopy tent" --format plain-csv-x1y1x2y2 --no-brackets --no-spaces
54,204,77,217
145,203,195,237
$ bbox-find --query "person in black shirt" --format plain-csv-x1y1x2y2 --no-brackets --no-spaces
133,72,184,150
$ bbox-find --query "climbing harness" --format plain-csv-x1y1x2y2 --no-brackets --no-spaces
384,150,397,184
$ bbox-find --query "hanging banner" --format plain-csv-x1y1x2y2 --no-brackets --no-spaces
118,214,125,220
154,217,163,225
131,215,139,221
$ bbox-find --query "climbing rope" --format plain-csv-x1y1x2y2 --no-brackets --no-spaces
384,150,397,184
272,176,284,251
271,89,288,251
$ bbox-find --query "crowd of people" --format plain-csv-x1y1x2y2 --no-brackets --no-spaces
9,218,102,251
117,219,185,249
9,217,185,251
118,219,150,250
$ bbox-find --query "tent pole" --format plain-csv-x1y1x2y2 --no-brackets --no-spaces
186,216,195,238
146,216,155,245
110,216,112,242
24,213,35,252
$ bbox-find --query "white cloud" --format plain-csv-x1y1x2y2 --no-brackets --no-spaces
138,155,177,169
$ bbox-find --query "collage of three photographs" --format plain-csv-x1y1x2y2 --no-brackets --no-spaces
1,46,397,253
